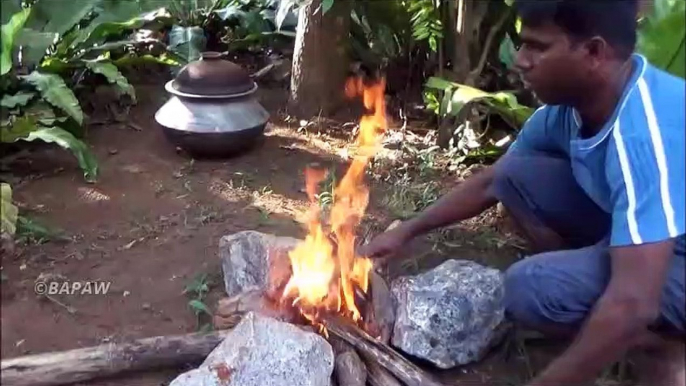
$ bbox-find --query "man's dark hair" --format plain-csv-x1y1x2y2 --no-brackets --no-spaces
514,0,640,58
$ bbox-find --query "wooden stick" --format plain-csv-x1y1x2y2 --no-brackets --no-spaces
335,350,367,386
363,358,403,386
322,315,446,386
0,330,231,386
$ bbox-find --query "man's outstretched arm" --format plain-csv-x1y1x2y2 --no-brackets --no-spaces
527,239,675,385
399,165,499,239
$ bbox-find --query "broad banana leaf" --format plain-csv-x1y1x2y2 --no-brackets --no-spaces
425,76,535,130
1,183,18,236
637,0,685,78
21,71,84,125
1,7,30,75
86,61,136,102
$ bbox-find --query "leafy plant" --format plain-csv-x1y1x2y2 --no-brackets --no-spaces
14,0,181,74
425,76,534,130
1,1,186,247
1,6,99,182
215,0,297,51
407,0,443,52
2,0,183,159
637,0,685,78
382,176,440,219
184,272,214,331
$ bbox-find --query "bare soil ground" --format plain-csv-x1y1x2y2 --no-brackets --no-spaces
1,79,613,385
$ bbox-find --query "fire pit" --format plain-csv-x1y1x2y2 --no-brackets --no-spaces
188,76,447,386
154,51,269,158
0,75,506,386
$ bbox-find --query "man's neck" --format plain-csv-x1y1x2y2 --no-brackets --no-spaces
575,57,635,136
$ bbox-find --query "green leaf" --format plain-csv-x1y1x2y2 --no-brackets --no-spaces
1,183,18,236
637,0,685,78
425,76,535,129
0,115,38,142
24,0,100,36
0,91,36,108
21,71,83,125
188,299,212,315
425,76,456,91
1,0,22,25
214,3,244,21
14,28,58,68
16,216,66,243
168,25,206,63
1,8,31,75
15,127,98,182
113,53,185,67
24,102,67,126
499,34,516,70
36,57,72,74
77,39,141,59
86,61,136,102
321,0,334,14
72,7,170,49
276,0,297,30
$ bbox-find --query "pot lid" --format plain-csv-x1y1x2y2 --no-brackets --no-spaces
169,51,255,96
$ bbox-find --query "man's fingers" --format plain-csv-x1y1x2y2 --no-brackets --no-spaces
356,243,377,258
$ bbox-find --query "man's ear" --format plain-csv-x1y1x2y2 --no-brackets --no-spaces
585,36,610,68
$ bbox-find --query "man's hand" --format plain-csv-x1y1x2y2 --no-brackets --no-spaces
525,239,676,385
358,222,414,259
360,164,499,261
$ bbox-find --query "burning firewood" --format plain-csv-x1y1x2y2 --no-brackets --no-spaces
213,289,302,330
322,314,446,386
363,271,395,344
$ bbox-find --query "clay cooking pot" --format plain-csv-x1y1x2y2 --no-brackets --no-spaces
155,51,270,157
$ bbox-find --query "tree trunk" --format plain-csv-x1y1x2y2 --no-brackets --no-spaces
448,0,472,81
289,0,353,118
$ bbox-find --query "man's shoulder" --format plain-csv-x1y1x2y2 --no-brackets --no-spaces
641,59,686,94
524,104,577,130
625,58,685,125
618,57,685,141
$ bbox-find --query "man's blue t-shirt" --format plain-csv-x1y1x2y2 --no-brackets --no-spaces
507,53,685,247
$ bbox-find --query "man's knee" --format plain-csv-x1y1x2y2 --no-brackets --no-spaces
490,154,528,204
503,256,589,330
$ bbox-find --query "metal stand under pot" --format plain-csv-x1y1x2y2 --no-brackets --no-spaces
155,51,269,158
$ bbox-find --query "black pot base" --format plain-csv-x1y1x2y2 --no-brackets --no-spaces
160,123,266,159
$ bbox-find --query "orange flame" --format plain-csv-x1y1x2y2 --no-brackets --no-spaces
281,76,387,325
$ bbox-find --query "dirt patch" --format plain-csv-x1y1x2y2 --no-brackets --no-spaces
2,81,560,385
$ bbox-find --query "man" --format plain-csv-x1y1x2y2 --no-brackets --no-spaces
359,1,685,385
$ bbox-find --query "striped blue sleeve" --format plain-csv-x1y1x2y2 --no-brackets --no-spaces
606,113,685,247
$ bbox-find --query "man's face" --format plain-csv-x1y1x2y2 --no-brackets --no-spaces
514,21,592,105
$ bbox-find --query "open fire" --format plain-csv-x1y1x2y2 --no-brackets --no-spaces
279,75,388,328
